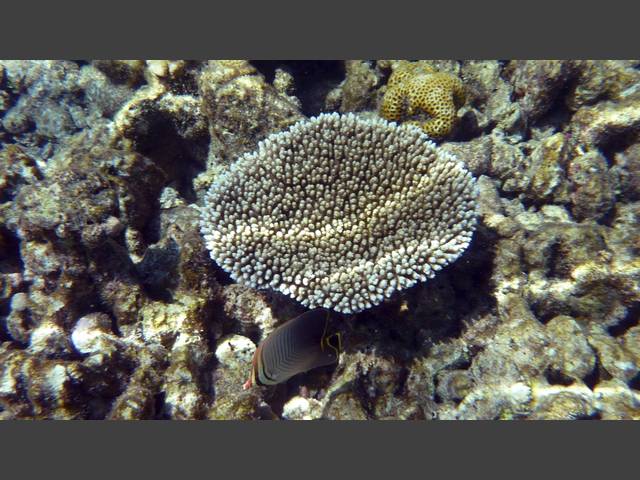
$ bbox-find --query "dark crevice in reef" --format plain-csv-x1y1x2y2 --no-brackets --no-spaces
0,75,21,136
154,392,170,419
607,302,640,337
451,112,486,142
454,357,473,372
496,188,521,202
443,228,497,337
0,133,17,147
534,310,559,325
349,227,496,366
206,295,256,345
544,367,575,386
0,314,9,342
86,398,114,420
263,361,339,417
597,204,617,228
628,372,640,392
432,375,443,404
536,81,576,133
577,411,602,420
515,76,577,141
349,309,416,362
394,366,410,396
599,129,640,168
198,349,217,403
209,262,235,287
583,358,604,391
135,238,180,302
0,226,24,274
0,186,16,204
546,240,565,280
260,383,289,418
255,402,278,420
251,60,345,117
375,60,392,87
125,100,209,204
140,209,162,247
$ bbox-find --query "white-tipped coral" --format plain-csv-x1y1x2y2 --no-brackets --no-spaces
200,113,477,313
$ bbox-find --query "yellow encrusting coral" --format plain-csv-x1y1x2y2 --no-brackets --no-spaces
380,61,465,139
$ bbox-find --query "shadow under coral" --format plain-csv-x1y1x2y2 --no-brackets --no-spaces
260,227,496,415
346,226,495,357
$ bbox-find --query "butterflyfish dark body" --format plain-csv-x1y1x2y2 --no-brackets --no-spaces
243,308,341,389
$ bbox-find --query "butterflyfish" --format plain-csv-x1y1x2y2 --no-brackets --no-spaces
243,308,341,389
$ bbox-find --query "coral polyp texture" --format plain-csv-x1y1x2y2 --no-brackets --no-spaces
200,113,477,313
380,61,465,139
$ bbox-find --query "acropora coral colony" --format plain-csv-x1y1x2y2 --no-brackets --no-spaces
200,113,476,314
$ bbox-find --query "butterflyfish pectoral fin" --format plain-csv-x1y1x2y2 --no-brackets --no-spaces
324,332,342,359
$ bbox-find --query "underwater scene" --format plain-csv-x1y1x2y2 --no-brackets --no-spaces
0,60,638,420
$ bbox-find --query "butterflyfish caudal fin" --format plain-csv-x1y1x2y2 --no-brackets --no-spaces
243,308,341,389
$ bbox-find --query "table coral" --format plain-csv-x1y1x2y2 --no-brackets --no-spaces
200,112,477,313
380,61,465,139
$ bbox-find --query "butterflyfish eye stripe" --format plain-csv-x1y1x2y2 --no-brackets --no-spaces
244,308,341,388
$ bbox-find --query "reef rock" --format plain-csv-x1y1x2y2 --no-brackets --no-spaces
1,60,639,420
